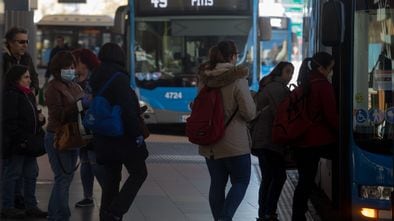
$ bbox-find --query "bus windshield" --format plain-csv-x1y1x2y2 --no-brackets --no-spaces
135,19,250,89
260,17,293,77
352,5,394,154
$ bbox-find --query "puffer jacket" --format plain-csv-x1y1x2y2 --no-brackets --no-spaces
197,63,256,159
252,76,289,155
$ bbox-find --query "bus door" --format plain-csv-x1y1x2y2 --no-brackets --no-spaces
351,3,394,220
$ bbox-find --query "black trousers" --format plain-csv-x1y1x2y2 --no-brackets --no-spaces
291,144,335,221
99,151,148,221
256,149,287,219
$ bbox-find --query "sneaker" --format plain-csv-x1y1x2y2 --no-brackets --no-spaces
25,207,48,218
75,198,94,208
1,208,26,219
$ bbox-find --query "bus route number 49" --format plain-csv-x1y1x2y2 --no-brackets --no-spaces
164,92,182,99
151,0,167,8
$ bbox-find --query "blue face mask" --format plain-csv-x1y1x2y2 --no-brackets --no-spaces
60,69,76,81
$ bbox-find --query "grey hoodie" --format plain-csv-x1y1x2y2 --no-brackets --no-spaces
252,76,289,155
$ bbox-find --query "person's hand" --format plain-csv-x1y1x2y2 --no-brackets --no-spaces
37,109,46,125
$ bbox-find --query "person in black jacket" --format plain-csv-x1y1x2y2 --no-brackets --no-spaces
1,65,47,219
90,42,148,221
45,35,70,82
2,27,39,94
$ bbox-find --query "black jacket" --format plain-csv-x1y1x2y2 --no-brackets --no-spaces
3,48,39,93
2,85,42,159
90,62,145,163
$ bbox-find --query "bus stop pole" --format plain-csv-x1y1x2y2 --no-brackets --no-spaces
128,0,136,89
252,0,259,90
0,0,4,213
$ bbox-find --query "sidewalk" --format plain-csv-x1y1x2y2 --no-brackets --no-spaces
19,134,310,221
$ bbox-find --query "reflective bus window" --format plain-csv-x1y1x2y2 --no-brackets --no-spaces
353,6,393,154
134,20,249,88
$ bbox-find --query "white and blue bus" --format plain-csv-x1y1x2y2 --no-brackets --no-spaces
303,0,393,220
260,16,294,77
113,0,263,124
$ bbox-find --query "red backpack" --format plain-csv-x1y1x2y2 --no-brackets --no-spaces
186,86,225,145
271,80,322,145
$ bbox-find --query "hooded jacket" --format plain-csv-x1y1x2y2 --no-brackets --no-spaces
252,76,290,155
197,63,256,159
89,62,146,164
294,70,339,147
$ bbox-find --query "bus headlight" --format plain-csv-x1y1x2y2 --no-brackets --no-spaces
139,101,154,114
359,185,394,200
360,208,377,219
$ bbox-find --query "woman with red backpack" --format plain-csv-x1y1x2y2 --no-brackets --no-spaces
197,40,256,221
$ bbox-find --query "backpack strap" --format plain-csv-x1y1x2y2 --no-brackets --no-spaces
225,107,238,127
96,72,124,96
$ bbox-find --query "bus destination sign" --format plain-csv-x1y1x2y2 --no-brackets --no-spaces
136,0,250,16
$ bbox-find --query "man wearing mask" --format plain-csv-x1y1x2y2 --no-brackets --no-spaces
3,26,39,94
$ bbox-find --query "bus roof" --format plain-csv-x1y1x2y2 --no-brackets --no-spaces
37,14,114,27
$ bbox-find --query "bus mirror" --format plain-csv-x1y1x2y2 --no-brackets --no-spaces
259,17,272,41
322,0,345,46
112,5,129,34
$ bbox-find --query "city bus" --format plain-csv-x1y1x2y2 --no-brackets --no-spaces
36,14,113,67
303,0,393,220
113,0,263,124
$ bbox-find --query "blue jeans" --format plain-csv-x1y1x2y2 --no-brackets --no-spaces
257,149,287,218
205,154,251,221
79,148,104,199
45,132,78,221
2,155,38,209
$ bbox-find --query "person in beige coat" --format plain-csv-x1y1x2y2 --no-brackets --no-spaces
197,40,256,221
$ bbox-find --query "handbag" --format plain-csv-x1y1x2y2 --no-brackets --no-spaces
54,122,88,151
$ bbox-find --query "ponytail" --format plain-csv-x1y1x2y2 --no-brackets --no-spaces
311,52,334,70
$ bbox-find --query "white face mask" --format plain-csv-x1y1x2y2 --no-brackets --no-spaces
60,69,76,81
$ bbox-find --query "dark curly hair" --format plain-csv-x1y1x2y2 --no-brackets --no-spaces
4,65,29,86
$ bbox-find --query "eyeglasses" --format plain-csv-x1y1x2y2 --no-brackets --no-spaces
14,40,29,44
